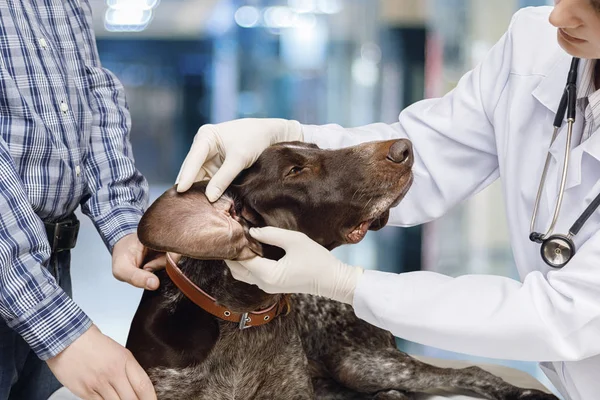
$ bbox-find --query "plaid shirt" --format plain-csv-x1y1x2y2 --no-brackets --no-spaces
0,0,148,360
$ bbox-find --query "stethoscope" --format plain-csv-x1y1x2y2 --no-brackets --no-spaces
529,57,600,268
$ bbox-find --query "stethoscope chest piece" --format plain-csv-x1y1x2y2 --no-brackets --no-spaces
540,234,575,268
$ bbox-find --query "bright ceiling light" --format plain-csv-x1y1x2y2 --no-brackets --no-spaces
235,6,260,28
104,0,160,32
105,8,152,26
352,58,379,87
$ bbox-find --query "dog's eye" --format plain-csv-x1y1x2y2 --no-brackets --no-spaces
286,166,304,177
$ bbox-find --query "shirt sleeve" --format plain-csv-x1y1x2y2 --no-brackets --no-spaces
300,10,523,227
76,1,149,251
353,227,600,362
0,139,92,360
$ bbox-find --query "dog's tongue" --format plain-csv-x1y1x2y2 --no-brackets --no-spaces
347,220,371,244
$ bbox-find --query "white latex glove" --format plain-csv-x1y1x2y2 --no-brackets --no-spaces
225,227,364,304
176,118,303,201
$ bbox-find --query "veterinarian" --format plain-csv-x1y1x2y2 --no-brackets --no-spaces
0,1,162,400
176,2,600,400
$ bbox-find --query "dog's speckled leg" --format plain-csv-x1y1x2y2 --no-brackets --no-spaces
323,349,558,400
312,377,412,400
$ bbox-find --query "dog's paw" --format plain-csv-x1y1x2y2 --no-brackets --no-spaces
373,390,411,400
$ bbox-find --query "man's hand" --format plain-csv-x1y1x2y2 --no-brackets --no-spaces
46,325,156,400
225,227,364,304
176,118,303,201
112,233,165,290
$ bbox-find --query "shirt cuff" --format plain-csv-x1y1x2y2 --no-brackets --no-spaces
7,288,92,360
352,269,407,333
91,205,144,252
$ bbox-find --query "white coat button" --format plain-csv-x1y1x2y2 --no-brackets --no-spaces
60,102,69,113
39,38,48,49
75,165,81,177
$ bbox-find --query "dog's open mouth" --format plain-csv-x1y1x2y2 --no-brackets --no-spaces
346,174,413,244
347,211,390,244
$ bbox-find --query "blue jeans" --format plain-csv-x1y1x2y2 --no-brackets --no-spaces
0,251,71,400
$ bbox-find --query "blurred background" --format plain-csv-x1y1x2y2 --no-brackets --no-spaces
71,0,560,396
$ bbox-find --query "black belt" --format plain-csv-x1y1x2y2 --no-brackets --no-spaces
44,215,80,253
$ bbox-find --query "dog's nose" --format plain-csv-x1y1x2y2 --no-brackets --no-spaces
386,140,412,164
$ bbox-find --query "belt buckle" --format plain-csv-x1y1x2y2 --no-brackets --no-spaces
46,217,80,253
238,312,251,330
57,219,78,253
48,223,65,252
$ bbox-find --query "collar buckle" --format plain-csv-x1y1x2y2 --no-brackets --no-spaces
238,313,251,330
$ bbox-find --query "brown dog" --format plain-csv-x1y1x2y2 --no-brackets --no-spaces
127,140,557,400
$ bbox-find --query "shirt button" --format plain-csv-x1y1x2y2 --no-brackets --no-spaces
39,38,48,49
60,102,69,113
75,165,81,177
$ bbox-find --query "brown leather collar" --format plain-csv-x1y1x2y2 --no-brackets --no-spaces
165,253,291,330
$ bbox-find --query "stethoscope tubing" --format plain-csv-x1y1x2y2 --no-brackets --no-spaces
570,191,600,236
530,58,580,242
530,120,575,240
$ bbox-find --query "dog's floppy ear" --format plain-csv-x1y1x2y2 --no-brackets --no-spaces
137,183,263,260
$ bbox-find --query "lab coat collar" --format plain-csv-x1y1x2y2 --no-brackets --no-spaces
531,51,572,116
560,132,600,189
582,126,600,164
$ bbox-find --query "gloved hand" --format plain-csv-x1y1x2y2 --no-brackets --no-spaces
176,118,303,201
225,227,364,304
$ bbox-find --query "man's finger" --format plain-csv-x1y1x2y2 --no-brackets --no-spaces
111,378,138,400
176,131,216,193
142,256,166,272
88,391,103,400
205,156,248,202
125,356,157,400
168,253,182,264
115,263,159,290
97,384,120,400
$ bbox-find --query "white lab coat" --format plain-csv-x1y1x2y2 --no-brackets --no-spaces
302,6,600,400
